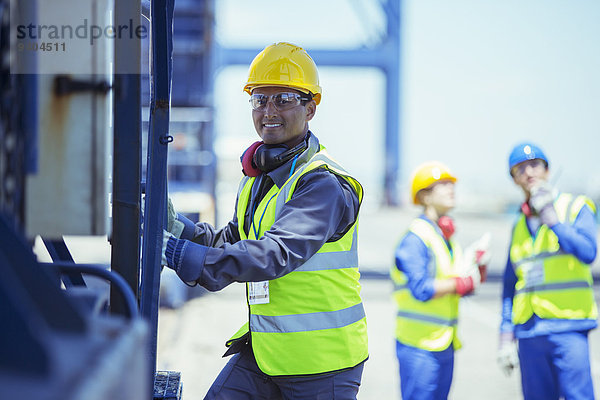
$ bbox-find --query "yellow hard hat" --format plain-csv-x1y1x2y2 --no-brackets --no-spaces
244,42,322,105
410,161,457,204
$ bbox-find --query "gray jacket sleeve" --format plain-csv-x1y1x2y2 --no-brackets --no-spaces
167,169,360,291
177,203,241,247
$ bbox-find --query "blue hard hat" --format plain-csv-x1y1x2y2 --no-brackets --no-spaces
508,142,549,175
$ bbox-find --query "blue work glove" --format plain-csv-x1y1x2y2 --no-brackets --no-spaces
161,230,207,285
167,198,185,238
529,182,558,227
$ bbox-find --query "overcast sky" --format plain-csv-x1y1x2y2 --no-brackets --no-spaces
212,0,600,211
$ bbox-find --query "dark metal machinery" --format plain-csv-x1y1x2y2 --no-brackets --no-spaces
0,0,176,398
0,0,150,398
0,0,216,396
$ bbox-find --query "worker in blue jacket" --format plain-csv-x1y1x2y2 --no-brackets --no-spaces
497,142,597,400
391,161,489,400
160,42,368,399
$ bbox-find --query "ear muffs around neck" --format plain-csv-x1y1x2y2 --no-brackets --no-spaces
240,138,308,176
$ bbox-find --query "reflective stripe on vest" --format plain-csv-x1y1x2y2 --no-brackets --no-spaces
515,280,591,295
391,218,463,351
295,228,358,271
396,310,458,327
232,147,368,376
510,193,598,325
251,303,365,333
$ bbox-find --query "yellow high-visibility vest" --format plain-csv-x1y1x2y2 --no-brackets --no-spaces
510,193,597,325
228,147,368,376
391,218,463,352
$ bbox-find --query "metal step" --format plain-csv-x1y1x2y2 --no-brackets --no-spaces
154,371,183,400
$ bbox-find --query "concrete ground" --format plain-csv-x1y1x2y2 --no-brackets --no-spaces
156,280,600,400
156,207,600,399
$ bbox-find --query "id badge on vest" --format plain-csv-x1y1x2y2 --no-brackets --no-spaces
248,281,270,304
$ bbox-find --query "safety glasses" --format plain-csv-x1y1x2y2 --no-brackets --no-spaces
249,92,310,111
511,159,545,176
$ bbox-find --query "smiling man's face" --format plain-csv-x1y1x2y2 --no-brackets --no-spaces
251,86,316,148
